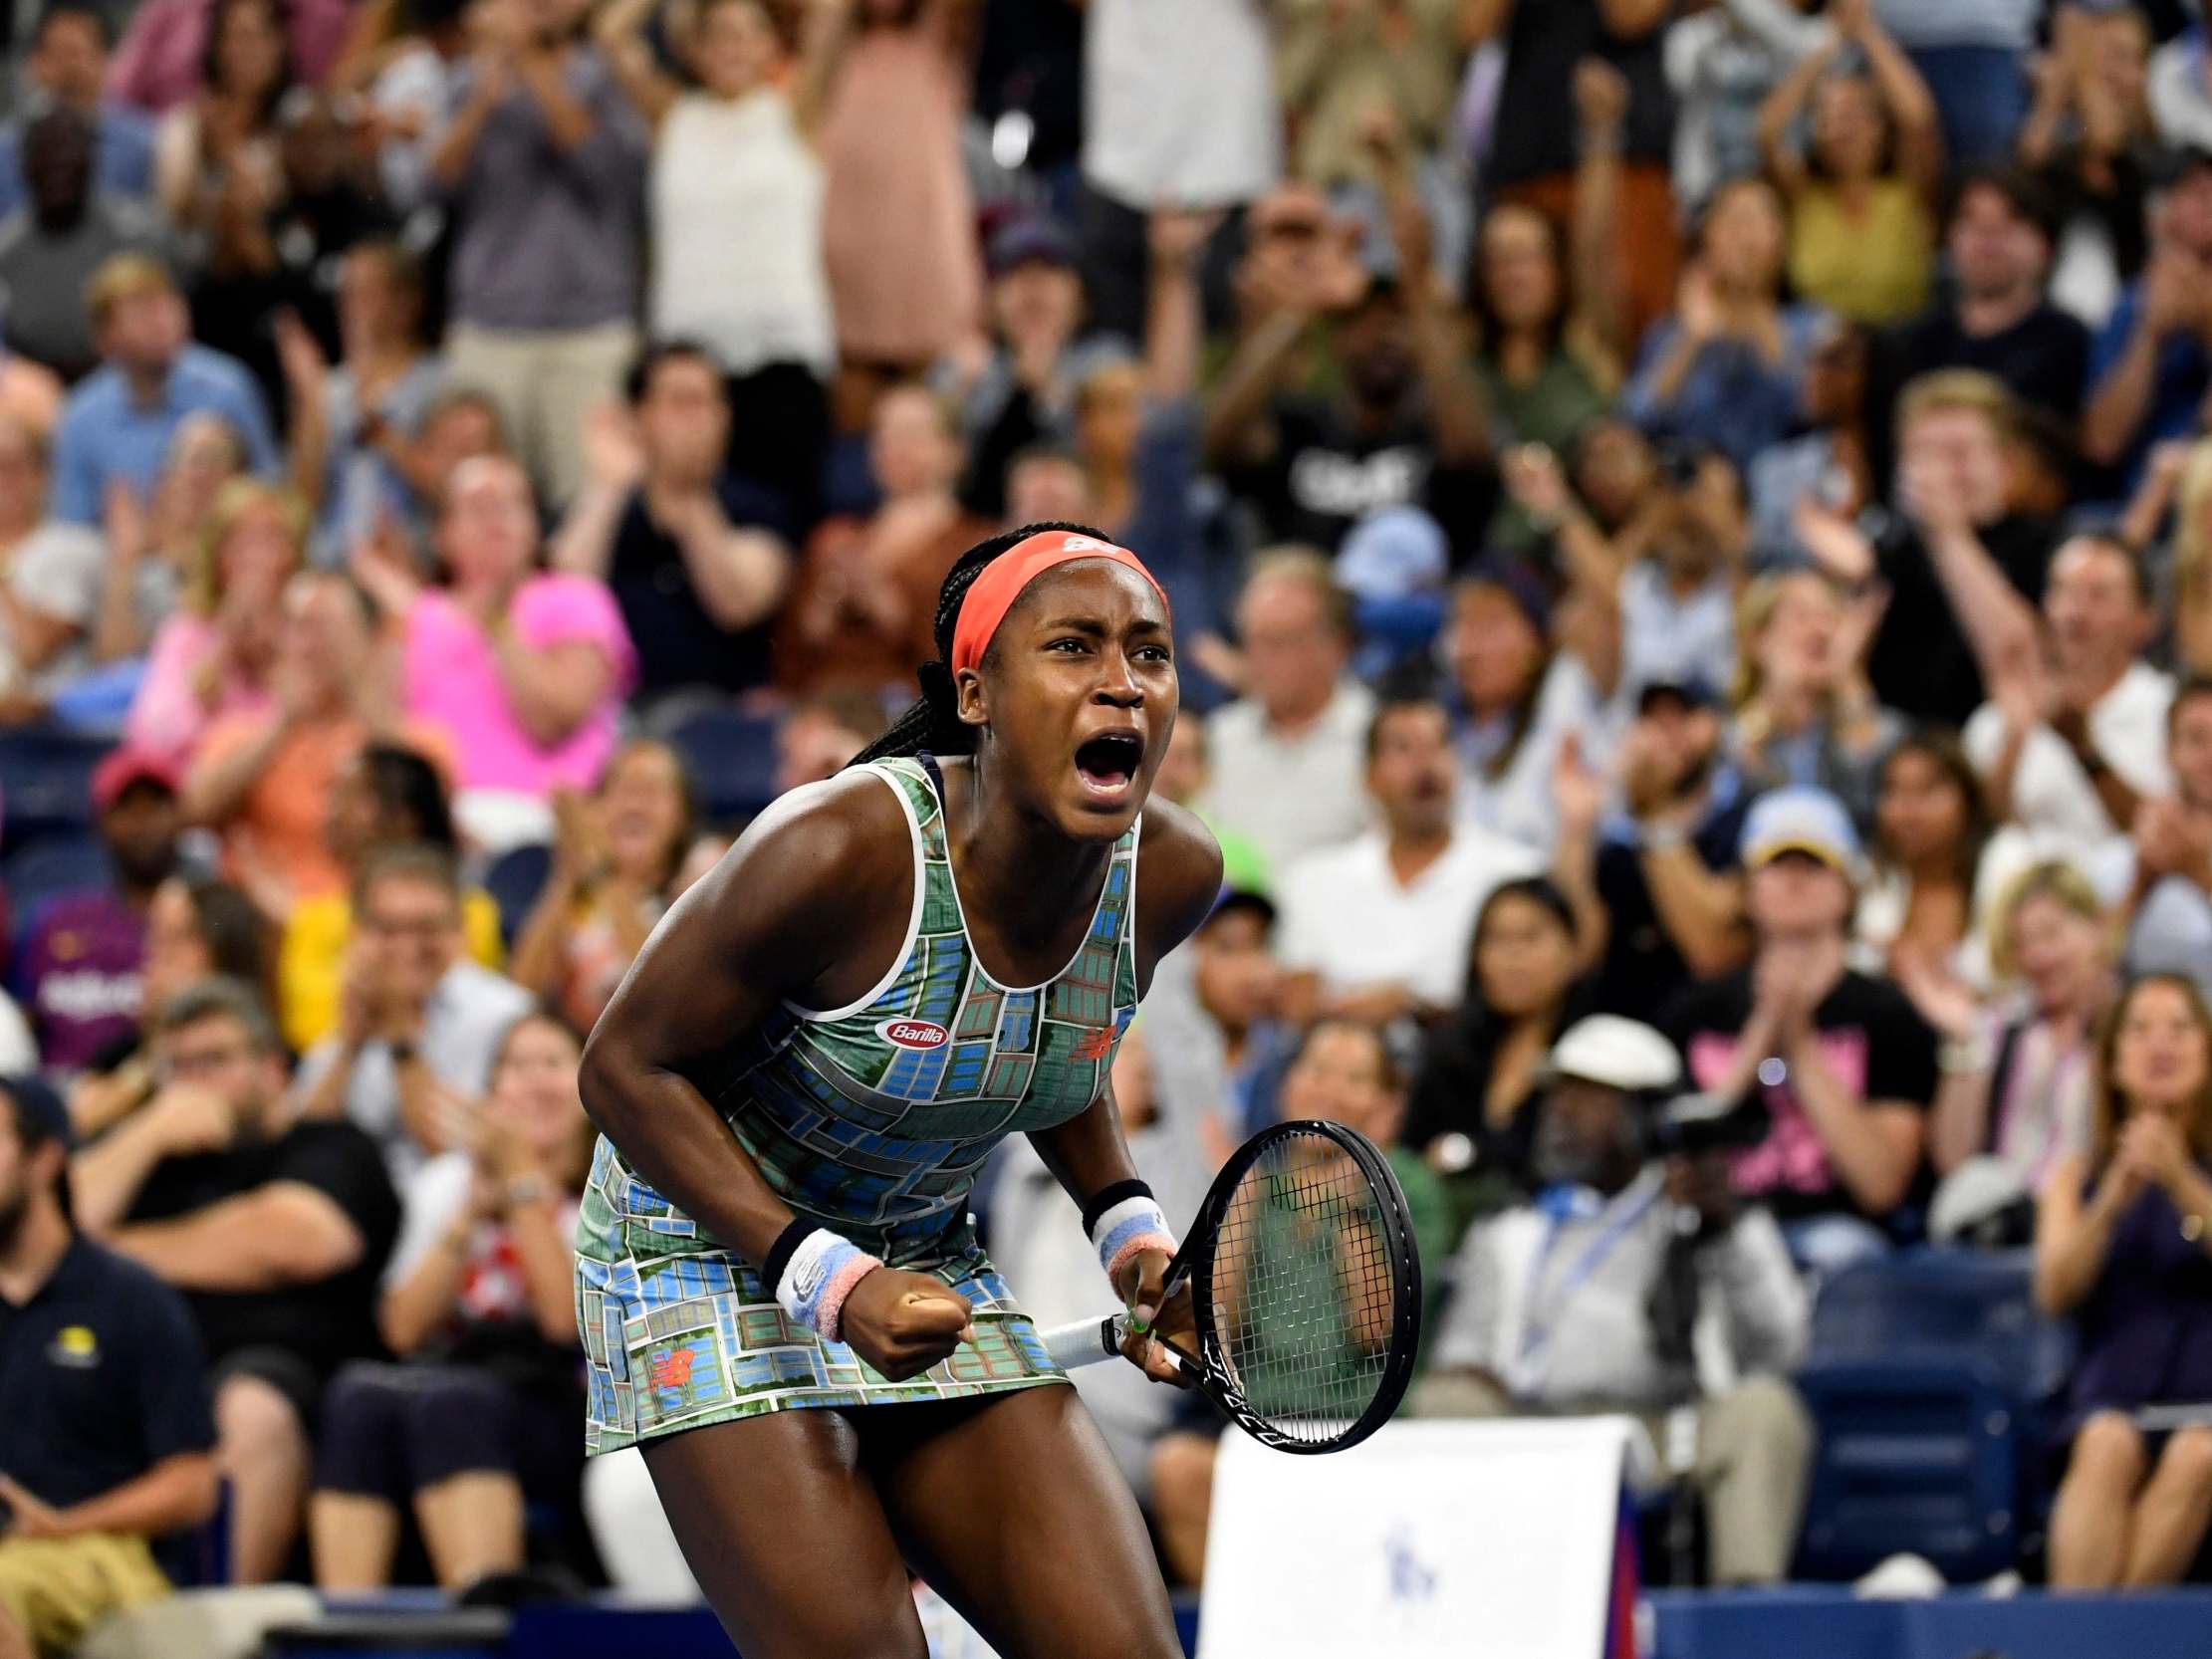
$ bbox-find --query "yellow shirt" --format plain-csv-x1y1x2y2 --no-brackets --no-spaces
278,888,506,1054
1787,178,1934,326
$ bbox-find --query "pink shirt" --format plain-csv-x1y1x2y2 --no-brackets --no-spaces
124,613,275,770
400,576,636,797
108,0,353,114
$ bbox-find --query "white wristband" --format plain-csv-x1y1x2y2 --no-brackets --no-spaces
1091,1194,1175,1287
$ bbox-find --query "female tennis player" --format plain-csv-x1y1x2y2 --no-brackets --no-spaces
576,523,1223,1659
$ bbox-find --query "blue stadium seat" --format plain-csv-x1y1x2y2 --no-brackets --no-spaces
665,708,781,827
3,834,112,938
0,726,113,854
483,843,553,950
1792,1249,2073,1582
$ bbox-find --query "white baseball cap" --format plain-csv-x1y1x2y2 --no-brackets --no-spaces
1545,1016,1682,1094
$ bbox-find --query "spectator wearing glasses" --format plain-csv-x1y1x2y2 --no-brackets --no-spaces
0,1073,218,1659
293,847,533,1183
70,978,399,1585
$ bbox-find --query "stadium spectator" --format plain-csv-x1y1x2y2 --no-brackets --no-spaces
1869,0,2034,169
816,0,982,379
278,240,448,567
1402,875,1593,1205
1747,317,1871,569
599,0,836,432
2116,674,2212,998
1440,566,1587,850
152,0,292,255
0,104,161,386
1278,696,1541,1027
2024,4,2155,327
1078,0,1275,343
66,873,272,1143
49,256,278,527
381,386,508,553
1663,0,1832,218
1177,889,1294,1148
1416,1013,1814,1587
1922,860,2108,1244
72,976,399,1584
0,3,156,221
1856,731,1997,997
1726,569,1898,824
123,479,307,769
293,846,533,1182
1149,713,1270,897
769,688,883,799
311,1011,590,1591
87,411,247,673
775,381,988,696
16,746,182,1072
551,343,794,713
1198,551,1375,874
1203,193,1492,557
2082,145,2212,486
1278,0,1461,199
511,739,693,1035
354,453,636,827
2039,973,2212,1588
1862,169,2089,492
184,571,445,913
1623,177,1826,475
1756,0,1942,327
1571,677,1756,1022
277,742,505,1055
432,0,647,508
1667,786,1938,1275
0,1072,218,1659
108,0,348,115
0,416,117,712
1472,0,1681,348
1957,532,2172,856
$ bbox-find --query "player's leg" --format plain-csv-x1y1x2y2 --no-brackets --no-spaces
640,1410,930,1659
863,1384,1182,1659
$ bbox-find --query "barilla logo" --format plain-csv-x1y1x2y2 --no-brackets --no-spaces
877,1018,950,1051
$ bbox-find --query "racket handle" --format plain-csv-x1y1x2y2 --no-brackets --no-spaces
1041,1312,1127,1370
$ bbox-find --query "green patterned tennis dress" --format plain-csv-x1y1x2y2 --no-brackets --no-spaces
575,756,1141,1454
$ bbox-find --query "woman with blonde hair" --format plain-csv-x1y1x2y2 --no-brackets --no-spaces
1918,862,2113,1243
1727,568,1898,824
123,477,308,767
2039,974,2212,1587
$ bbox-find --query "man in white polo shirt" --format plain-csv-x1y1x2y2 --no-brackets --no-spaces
1276,693,1542,1026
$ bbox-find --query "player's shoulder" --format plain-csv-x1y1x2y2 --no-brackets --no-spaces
700,763,916,928
1137,795,1224,956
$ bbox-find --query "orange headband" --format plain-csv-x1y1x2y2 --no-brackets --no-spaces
948,531,1169,677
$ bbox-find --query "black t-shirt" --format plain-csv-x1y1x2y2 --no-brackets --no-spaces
1866,304,2090,494
1662,966,1938,1223
1490,0,1673,184
1402,990,1592,1190
124,1120,400,1381
1867,512,2056,728
609,475,796,700
1223,397,1495,556
0,1238,215,1512
1592,787,1754,1025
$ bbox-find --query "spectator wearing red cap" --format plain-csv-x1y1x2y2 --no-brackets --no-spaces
14,748,184,1073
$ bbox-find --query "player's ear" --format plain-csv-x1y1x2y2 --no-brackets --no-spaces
954,665,988,729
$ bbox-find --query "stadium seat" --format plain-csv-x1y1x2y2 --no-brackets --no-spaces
664,708,781,827
483,843,553,949
1792,1249,2073,1582
0,726,114,854
3,833,113,936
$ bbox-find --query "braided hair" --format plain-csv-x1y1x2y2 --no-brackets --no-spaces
849,521,1111,766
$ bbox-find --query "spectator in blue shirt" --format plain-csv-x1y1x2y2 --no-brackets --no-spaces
0,4,157,223
48,252,278,525
0,1073,218,1657
2083,148,2212,493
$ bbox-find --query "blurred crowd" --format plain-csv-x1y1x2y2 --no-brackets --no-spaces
9,0,2212,1649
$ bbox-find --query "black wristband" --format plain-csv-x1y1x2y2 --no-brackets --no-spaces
760,1217,815,1294
1081,1178,1155,1239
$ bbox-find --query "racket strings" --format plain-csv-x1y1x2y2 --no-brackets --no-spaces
1210,1129,1397,1445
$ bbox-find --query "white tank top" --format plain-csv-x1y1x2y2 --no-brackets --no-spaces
648,90,836,377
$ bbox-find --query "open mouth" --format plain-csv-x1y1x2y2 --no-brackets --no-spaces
1075,732,1144,797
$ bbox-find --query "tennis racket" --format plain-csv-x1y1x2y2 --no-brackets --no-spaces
1040,1119,1422,1455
